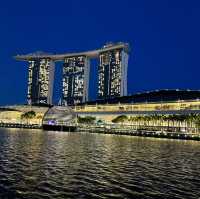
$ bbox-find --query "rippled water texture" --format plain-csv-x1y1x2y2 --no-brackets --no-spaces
0,128,200,199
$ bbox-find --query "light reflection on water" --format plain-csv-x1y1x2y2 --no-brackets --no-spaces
0,128,200,199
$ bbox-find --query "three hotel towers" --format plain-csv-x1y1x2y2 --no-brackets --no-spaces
15,42,129,106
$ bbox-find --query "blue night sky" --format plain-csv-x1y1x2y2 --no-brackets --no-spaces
0,0,200,105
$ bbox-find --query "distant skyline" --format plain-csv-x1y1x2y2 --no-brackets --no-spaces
0,0,200,105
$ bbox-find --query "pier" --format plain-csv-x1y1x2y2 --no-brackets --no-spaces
0,122,41,129
77,124,200,141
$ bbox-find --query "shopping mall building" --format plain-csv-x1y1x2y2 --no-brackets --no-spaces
72,89,200,121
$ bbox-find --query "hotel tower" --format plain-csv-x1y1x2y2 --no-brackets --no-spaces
98,43,129,99
27,58,55,104
62,56,90,106
15,42,129,105
15,53,55,105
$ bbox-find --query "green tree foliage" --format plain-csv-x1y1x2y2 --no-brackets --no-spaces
112,115,128,123
194,115,200,128
77,116,96,124
21,111,36,123
128,114,200,130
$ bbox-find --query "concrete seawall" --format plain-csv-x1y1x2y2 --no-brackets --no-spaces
0,122,199,141
77,126,200,141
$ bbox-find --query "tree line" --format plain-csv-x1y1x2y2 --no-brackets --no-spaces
21,111,43,124
112,114,200,129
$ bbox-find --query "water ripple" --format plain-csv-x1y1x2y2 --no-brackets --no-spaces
0,129,200,198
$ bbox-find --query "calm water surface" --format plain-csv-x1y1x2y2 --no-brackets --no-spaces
0,128,200,199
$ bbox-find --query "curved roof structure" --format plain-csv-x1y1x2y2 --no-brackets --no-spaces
15,42,129,61
43,106,76,125
77,89,200,105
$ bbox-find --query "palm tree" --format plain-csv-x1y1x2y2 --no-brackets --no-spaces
163,115,170,130
77,116,96,124
20,113,26,124
36,115,43,125
21,111,36,124
112,115,128,123
195,115,200,133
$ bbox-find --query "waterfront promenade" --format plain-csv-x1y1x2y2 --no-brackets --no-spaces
1,121,200,141
76,123,200,141
0,122,41,129
0,104,200,141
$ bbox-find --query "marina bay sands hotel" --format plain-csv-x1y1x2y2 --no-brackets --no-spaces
15,42,129,106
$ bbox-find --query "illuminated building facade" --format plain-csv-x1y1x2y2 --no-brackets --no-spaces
62,56,90,105
27,58,55,105
72,89,200,116
15,42,129,105
98,44,129,99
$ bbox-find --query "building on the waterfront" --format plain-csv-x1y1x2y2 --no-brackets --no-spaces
42,106,76,130
98,43,129,99
72,89,200,122
77,89,200,105
27,58,55,104
62,56,90,105
15,42,129,105
15,52,55,105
